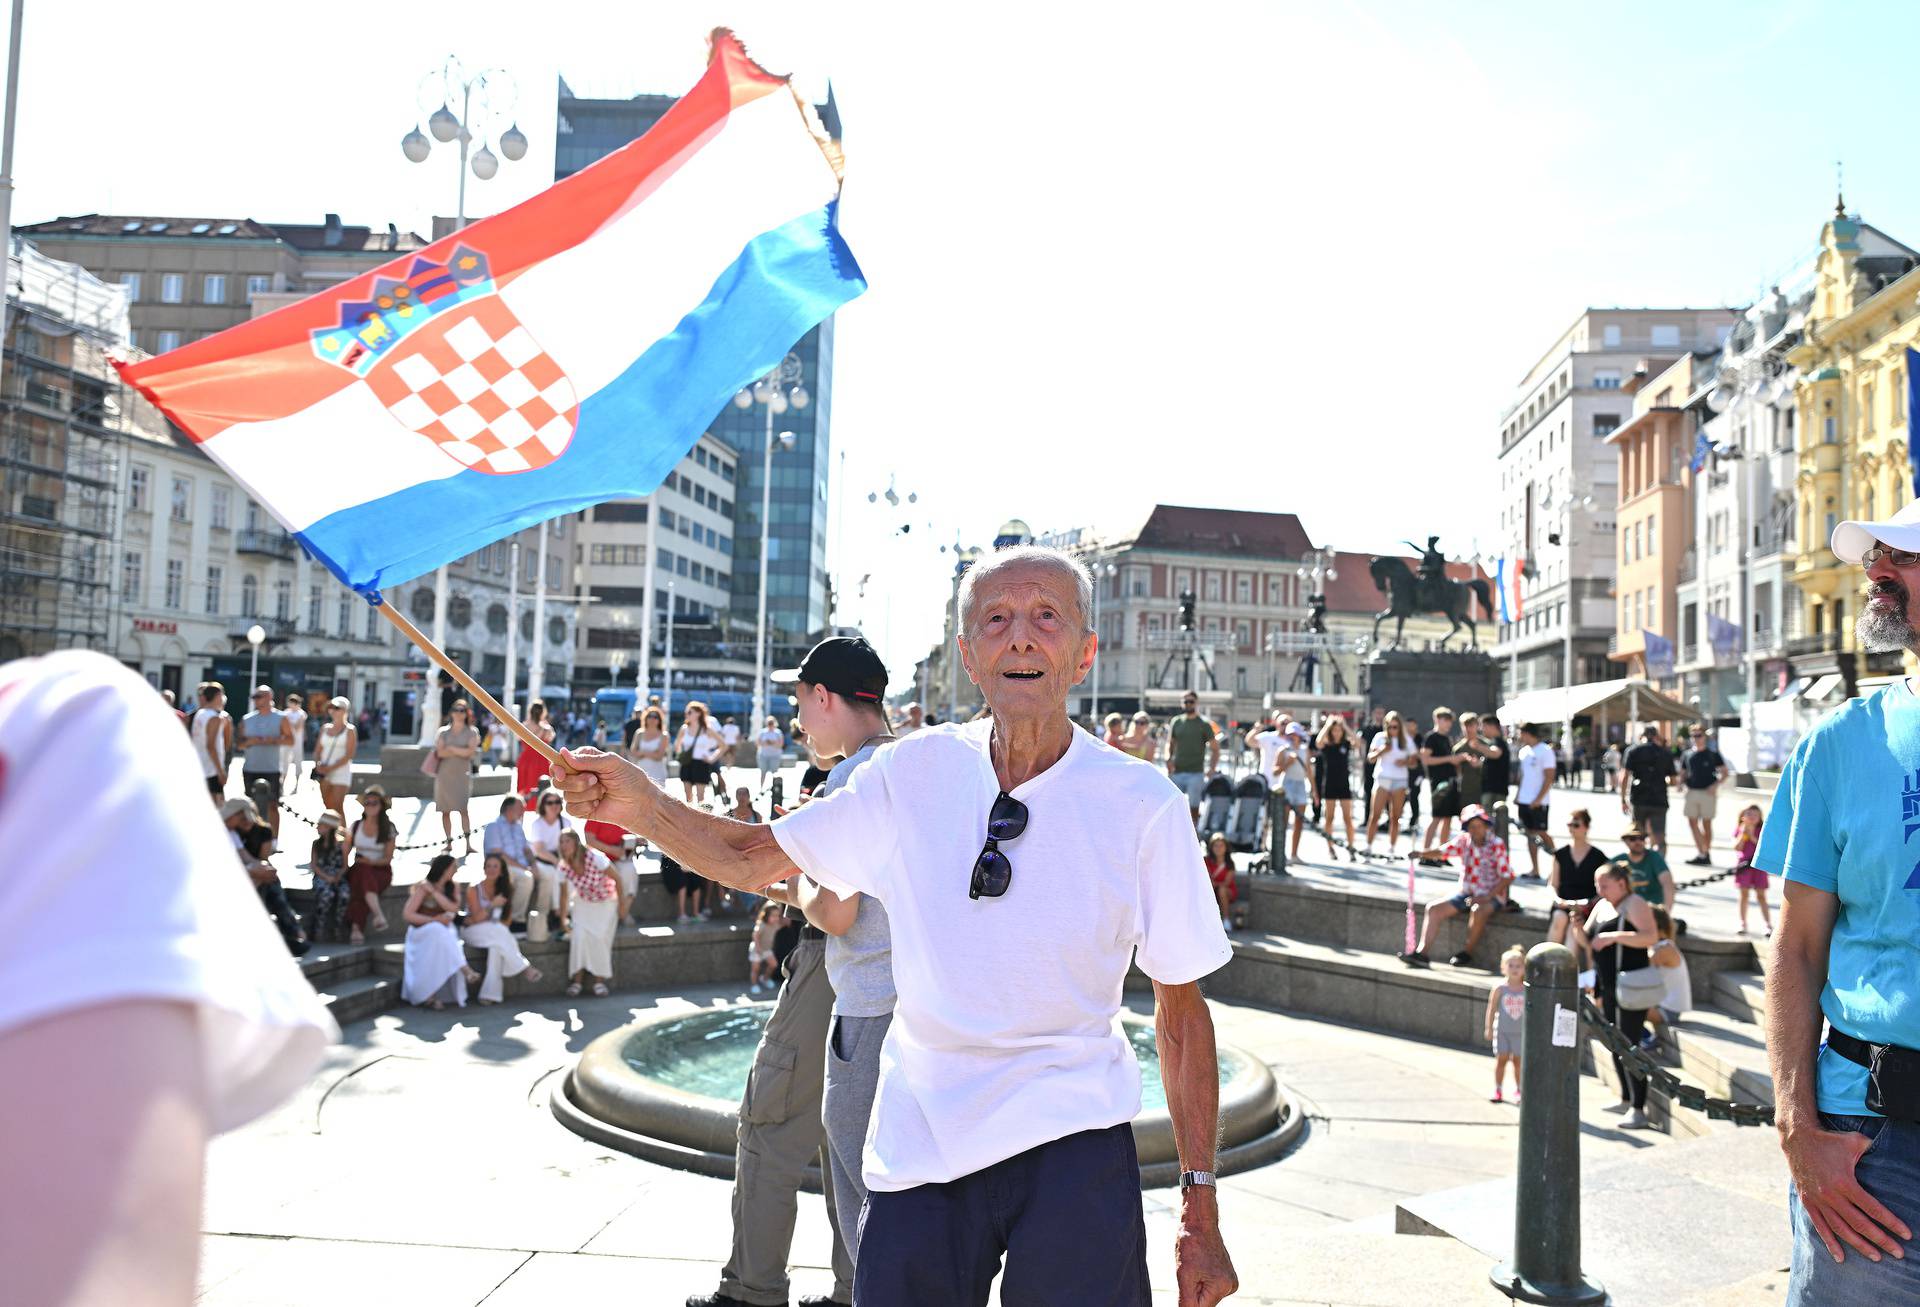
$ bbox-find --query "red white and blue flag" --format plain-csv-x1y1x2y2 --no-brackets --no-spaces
116,31,864,595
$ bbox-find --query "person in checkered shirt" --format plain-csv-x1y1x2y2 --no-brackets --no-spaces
1399,803,1512,969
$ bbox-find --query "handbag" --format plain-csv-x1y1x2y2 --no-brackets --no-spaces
1615,964,1666,1011
420,746,441,777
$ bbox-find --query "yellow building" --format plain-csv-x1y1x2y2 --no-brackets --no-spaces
1785,201,1920,692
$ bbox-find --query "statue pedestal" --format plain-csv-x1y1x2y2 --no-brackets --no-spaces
1362,649,1501,726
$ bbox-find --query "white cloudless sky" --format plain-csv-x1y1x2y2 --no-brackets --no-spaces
11,1,1920,686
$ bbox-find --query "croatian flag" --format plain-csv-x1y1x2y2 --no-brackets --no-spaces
115,30,864,595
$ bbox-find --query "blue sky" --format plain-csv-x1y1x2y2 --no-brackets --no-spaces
9,1,1920,683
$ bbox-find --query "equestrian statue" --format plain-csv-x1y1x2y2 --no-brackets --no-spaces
1368,537,1493,650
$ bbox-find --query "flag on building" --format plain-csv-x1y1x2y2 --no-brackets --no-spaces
114,30,865,596
1642,629,1675,679
1689,430,1713,474
1707,612,1743,658
1908,347,1920,496
1493,557,1510,623
1507,556,1525,620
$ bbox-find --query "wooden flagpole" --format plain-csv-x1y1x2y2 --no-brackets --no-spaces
375,597,564,771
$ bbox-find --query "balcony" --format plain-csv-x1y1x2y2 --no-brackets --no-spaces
235,528,296,560
226,616,295,641
1787,631,1842,659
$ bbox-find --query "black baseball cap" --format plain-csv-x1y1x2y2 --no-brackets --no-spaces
771,636,888,703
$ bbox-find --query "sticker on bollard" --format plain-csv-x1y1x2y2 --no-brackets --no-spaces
1551,1005,1577,1048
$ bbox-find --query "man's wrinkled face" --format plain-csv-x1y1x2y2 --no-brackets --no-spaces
1859,544,1920,654
958,560,1095,719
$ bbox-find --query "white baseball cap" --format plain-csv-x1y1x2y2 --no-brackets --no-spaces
1832,499,1920,565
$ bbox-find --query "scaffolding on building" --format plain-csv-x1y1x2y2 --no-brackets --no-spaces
0,237,146,661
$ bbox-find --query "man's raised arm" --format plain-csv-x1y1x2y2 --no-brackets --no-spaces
553,748,792,892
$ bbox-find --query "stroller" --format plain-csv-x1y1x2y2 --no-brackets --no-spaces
1199,774,1236,837
1225,773,1270,854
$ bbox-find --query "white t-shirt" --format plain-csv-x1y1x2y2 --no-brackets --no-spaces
771,718,1231,1192
1371,731,1414,782
283,706,307,763
1254,730,1286,779
528,812,568,859
0,652,335,1131
679,724,722,763
1516,741,1556,805
721,723,741,748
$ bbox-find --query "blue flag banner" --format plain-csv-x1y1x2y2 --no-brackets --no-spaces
1707,612,1743,658
1494,557,1511,623
1908,347,1920,496
1689,430,1713,474
1642,629,1675,679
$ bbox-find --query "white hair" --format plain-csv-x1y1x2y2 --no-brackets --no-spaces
958,545,1095,637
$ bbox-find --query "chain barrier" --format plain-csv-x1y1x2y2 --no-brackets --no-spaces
1578,993,1774,1127
272,796,454,853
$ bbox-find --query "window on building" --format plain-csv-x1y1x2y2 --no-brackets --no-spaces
660,508,675,530
675,555,689,576
120,272,142,302
160,273,184,303
129,464,151,512
1650,324,1680,348
164,559,183,609
274,579,291,620
239,573,256,617
1865,382,1876,432
246,274,272,298
337,594,352,638
1203,573,1222,602
1593,414,1620,438
308,585,322,631
1235,576,1252,604
1594,370,1621,390
366,604,381,640
210,485,230,530
1824,414,1837,443
156,330,182,353
1603,324,1622,347
121,551,143,604
657,548,674,571
594,502,648,523
202,274,226,305
170,476,191,523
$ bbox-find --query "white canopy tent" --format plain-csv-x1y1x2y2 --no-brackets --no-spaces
1498,677,1702,736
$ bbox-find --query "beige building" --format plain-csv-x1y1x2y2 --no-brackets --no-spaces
1493,307,1738,696
15,213,426,356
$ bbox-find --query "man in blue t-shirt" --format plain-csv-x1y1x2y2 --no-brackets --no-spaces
1760,502,1920,1299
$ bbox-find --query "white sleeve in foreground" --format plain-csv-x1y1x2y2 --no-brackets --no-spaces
1134,795,1234,985
0,652,336,1133
770,753,900,901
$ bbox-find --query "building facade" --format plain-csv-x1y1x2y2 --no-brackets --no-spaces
1493,307,1738,697
15,213,426,356
1784,204,1920,700
556,77,844,642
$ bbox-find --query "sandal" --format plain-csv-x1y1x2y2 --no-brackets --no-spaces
522,966,543,983
565,982,583,998
462,967,482,986
370,912,389,933
592,982,610,997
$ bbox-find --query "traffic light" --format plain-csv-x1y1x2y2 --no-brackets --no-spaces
1178,589,1197,631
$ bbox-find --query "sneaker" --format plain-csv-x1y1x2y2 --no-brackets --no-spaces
1602,1099,1631,1114
1398,950,1430,968
1735,925,1748,936
1686,854,1712,866
1621,1108,1651,1130
676,914,690,923
1448,951,1473,967
1639,1031,1659,1053
1490,1089,1504,1103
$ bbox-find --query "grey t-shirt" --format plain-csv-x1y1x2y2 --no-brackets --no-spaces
241,710,284,773
816,740,897,1018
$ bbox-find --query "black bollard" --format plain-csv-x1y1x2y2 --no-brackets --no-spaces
1490,942,1606,1305
770,775,784,812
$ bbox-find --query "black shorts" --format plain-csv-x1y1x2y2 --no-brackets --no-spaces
206,774,225,798
1431,779,1464,819
1518,803,1549,833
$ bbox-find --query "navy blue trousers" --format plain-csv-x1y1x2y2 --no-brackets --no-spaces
853,1123,1150,1306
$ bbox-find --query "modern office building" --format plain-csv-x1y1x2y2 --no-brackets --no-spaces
555,76,844,642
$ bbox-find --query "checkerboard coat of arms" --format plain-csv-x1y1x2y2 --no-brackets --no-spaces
310,246,577,474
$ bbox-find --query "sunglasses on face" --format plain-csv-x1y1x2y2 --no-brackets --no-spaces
970,791,1030,900
1623,836,1646,843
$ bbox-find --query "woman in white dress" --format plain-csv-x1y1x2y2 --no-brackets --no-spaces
463,854,541,1004
281,692,308,793
754,714,785,790
400,854,478,1010
314,696,356,819
558,831,625,997
628,705,671,786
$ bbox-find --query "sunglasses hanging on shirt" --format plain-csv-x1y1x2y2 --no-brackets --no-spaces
970,791,1030,900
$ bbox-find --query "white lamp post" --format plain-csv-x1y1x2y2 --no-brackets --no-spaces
733,353,807,728
246,623,266,691
1295,549,1339,695
662,579,677,723
1088,556,1117,723
401,56,524,746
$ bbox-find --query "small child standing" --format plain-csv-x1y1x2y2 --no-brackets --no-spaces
1485,945,1526,1102
1732,804,1771,936
1204,832,1237,932
747,902,782,995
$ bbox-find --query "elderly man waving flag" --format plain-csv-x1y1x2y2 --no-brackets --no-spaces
555,545,1238,1306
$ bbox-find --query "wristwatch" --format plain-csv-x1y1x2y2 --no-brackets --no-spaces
1178,1170,1217,1189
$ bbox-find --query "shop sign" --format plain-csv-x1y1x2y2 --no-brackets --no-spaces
132,618,179,635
